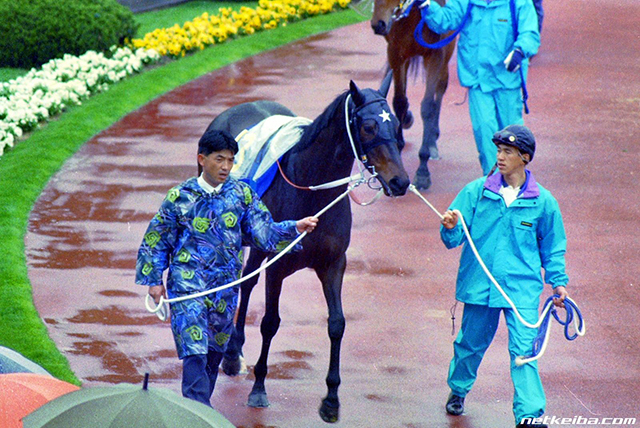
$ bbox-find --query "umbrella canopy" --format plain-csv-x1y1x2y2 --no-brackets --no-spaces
0,373,80,428
0,346,51,375
23,374,235,428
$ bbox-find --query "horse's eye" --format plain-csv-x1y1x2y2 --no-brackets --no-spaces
361,119,378,136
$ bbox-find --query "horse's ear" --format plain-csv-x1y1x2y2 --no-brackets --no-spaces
379,71,393,98
349,80,366,105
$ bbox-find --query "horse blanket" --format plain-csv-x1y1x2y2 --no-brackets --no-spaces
230,115,312,196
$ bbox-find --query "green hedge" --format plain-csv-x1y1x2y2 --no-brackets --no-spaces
0,0,138,69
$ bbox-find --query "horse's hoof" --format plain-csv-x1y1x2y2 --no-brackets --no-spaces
248,391,270,408
429,145,440,160
402,111,414,129
222,355,247,376
319,400,340,423
413,173,432,190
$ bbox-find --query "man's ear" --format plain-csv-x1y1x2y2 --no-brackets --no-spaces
522,153,531,164
197,153,205,166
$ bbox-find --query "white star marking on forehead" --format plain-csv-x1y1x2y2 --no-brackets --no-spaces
379,110,391,122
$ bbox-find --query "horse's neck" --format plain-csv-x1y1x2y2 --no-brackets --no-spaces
289,102,355,185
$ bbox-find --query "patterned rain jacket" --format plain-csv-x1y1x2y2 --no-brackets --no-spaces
440,171,568,309
136,176,299,358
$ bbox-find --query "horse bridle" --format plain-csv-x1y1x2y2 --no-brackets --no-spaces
391,0,417,22
345,94,400,193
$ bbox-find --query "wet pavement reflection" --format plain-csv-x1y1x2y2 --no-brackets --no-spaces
26,1,640,427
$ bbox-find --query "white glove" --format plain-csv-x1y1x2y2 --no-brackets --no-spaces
419,0,431,8
503,49,524,72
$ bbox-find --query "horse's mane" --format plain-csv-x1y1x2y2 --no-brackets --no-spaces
291,90,349,153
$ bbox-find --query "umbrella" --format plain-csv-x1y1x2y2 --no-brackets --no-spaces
0,373,80,428
23,373,236,428
0,346,51,375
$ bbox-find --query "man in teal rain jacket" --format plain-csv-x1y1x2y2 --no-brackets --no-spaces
136,129,318,406
439,125,569,428
420,0,540,174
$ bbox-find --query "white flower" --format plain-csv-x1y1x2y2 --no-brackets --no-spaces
0,44,161,158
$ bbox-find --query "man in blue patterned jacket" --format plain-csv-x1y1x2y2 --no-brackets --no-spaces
136,129,318,406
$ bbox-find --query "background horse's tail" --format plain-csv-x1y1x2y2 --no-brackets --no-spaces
384,56,425,85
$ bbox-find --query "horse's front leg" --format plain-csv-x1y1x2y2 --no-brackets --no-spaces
222,251,265,376
389,57,413,130
414,52,450,190
316,254,347,423
247,266,288,408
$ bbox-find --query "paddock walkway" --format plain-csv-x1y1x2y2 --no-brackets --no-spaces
26,0,640,426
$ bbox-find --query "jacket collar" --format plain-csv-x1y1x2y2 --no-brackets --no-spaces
484,170,540,199
185,176,236,195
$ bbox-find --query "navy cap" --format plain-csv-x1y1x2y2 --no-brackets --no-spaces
492,124,536,162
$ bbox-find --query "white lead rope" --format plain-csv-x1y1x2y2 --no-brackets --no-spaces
145,183,361,321
409,184,585,365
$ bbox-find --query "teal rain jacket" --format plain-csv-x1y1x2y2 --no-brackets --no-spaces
440,172,568,309
421,0,540,92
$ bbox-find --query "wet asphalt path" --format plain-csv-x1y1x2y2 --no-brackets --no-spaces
26,0,640,426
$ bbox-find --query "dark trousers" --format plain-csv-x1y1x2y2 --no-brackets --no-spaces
182,350,224,406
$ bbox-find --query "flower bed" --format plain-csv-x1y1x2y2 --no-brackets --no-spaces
0,0,350,158
130,0,350,57
0,47,159,156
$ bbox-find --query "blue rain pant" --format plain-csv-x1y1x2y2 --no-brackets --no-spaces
447,303,546,422
182,350,224,406
468,87,524,175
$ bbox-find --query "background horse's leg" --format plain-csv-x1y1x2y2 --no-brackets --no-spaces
222,249,266,376
316,254,347,423
247,264,292,408
414,51,450,190
389,58,413,130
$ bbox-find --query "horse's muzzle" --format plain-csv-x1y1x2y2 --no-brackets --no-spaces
388,175,410,196
372,20,389,36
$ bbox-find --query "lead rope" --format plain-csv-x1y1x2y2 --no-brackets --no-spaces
409,184,585,365
145,182,365,321
146,94,388,320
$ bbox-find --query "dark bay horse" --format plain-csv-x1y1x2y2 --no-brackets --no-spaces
371,0,455,190
204,75,410,423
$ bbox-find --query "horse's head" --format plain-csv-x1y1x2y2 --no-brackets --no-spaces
371,0,401,36
347,73,410,197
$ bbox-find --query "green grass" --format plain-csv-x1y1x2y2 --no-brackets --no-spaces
0,67,29,82
0,8,367,384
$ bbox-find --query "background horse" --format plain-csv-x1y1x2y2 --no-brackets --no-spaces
204,75,410,423
371,0,455,190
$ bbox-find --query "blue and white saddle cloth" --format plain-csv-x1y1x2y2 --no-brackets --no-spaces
230,115,312,196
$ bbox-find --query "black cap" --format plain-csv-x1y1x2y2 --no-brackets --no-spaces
198,129,238,155
492,124,536,162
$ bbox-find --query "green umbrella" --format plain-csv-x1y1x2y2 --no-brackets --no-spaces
23,374,235,428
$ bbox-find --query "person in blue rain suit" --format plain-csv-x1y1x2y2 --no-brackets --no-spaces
439,125,570,428
136,129,318,406
420,0,540,175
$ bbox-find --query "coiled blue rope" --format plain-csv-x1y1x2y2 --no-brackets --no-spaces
518,295,585,366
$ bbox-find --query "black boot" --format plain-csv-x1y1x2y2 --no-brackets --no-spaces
445,392,465,416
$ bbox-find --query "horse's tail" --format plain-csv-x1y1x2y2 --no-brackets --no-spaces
383,56,424,85
407,56,425,83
